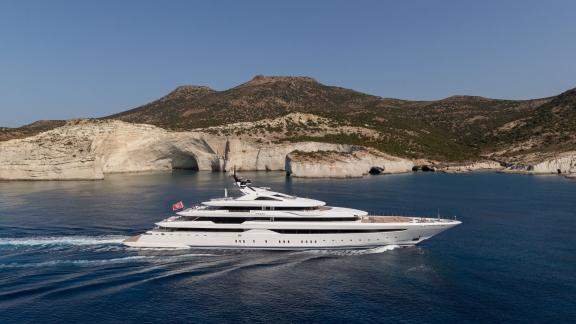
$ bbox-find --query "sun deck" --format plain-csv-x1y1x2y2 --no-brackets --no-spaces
361,216,453,223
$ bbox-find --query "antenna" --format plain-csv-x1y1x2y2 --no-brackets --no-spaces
224,188,228,198
232,166,240,183
437,208,440,219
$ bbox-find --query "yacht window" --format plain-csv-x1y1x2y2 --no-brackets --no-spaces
214,206,325,211
255,197,280,201
269,217,358,222
190,216,272,223
223,206,269,212
165,228,245,232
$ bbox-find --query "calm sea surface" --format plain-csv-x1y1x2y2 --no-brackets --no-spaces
0,171,575,323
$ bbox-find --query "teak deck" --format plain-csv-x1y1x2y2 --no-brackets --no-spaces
361,216,416,223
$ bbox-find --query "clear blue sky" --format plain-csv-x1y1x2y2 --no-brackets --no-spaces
1,0,575,127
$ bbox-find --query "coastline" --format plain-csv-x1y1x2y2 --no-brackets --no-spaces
1,120,574,181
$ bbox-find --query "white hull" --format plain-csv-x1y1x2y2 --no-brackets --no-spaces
123,218,459,249
124,176,461,250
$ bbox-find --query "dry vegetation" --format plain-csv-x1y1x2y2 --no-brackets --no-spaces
4,75,575,162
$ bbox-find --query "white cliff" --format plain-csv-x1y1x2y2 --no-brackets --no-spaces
0,122,104,180
499,151,576,177
7,119,572,181
0,120,412,180
224,139,356,172
0,121,224,180
437,161,504,173
530,152,576,175
286,149,413,178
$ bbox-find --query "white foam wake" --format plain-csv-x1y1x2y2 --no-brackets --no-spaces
0,253,218,269
305,244,401,256
0,235,127,247
0,255,151,269
362,244,401,254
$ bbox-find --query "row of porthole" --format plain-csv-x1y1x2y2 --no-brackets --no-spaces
231,237,393,244
234,240,293,244
157,233,396,239
157,233,208,237
155,233,397,243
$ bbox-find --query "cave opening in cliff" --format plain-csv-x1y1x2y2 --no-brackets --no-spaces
369,167,384,175
171,152,199,171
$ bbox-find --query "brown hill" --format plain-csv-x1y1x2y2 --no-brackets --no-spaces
3,75,574,161
0,120,66,142
486,88,576,157
106,75,574,161
109,75,398,129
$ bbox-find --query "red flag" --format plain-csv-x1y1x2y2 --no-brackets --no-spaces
172,201,184,211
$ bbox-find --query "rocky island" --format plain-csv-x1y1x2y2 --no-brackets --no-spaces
1,75,575,180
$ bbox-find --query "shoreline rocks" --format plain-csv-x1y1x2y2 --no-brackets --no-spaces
436,161,504,173
286,149,413,178
530,152,576,175
0,120,413,180
1,120,574,180
497,152,576,177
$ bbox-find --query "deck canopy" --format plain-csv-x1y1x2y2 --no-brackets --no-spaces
202,186,326,208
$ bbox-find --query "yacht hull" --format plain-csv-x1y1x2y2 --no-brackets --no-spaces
123,219,460,249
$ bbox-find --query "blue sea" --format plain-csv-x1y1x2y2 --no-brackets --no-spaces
1,171,575,323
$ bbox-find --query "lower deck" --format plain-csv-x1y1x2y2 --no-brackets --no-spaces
123,221,458,249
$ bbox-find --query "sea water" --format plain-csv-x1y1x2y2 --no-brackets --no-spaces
0,171,575,323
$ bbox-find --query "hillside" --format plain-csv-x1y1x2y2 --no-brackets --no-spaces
0,120,66,142
2,75,575,162
485,88,576,159
108,75,392,128
108,75,572,161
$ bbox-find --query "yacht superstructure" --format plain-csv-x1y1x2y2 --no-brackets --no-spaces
123,175,461,249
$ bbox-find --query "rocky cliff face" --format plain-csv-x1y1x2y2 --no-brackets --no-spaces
531,152,576,175
5,76,575,163
0,121,105,180
437,161,504,173
285,149,414,178
225,139,358,172
0,120,221,180
0,120,414,180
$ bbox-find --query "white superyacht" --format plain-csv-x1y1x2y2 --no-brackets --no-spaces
123,175,461,249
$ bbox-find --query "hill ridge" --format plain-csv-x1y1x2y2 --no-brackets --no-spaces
2,75,575,162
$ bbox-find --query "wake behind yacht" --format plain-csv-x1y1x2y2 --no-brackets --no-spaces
123,175,461,249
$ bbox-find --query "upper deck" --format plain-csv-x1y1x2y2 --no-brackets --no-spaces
201,185,326,208
177,205,368,218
